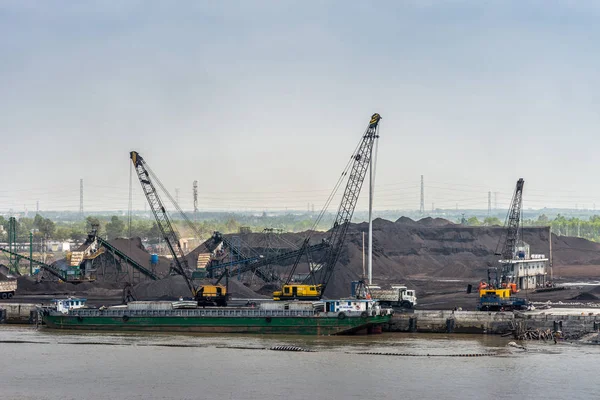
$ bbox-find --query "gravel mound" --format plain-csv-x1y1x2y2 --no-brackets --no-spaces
570,292,599,301
132,275,268,300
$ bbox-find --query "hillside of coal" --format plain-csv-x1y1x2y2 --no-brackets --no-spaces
11,217,600,304
215,217,600,299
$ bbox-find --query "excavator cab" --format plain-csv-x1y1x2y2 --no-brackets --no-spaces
195,284,228,307
273,284,322,301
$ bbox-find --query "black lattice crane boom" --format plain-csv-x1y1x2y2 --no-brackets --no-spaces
273,113,381,300
495,178,524,290
130,151,227,305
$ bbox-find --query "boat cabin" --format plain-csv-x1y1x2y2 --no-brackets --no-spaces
323,299,375,313
52,298,87,314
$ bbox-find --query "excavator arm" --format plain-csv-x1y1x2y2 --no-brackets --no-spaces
130,151,196,297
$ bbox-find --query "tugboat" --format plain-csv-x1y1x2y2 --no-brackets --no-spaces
51,297,88,314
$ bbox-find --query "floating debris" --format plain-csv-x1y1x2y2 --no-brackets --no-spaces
270,345,313,352
352,352,496,357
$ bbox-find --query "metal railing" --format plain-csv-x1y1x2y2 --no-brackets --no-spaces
69,308,318,318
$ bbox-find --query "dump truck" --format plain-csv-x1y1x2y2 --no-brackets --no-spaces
370,285,417,309
351,283,417,309
0,280,17,299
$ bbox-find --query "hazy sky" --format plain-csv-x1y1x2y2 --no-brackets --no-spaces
2,1,600,213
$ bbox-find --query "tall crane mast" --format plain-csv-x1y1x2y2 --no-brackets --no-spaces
274,113,381,300
130,151,227,305
497,178,524,287
130,151,195,295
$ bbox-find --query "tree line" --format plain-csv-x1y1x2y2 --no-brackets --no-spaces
461,214,600,242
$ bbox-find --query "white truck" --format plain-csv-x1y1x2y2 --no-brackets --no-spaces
0,280,17,299
369,284,417,309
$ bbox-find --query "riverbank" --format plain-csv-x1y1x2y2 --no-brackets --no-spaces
387,309,600,339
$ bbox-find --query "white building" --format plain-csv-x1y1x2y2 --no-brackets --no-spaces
501,242,548,290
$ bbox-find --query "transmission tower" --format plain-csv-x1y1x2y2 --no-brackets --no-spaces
494,192,498,210
79,179,84,217
488,191,491,215
420,175,424,214
193,180,198,221
175,188,180,206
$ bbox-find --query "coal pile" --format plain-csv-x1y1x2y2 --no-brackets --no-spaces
105,238,172,277
185,217,600,299
570,292,599,301
132,275,268,300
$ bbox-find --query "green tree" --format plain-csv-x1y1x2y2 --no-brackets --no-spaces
537,214,549,224
130,220,153,239
105,216,125,240
224,217,240,233
466,216,481,226
33,214,55,237
54,226,71,241
86,216,100,229
70,226,87,241
483,217,502,226
147,222,161,244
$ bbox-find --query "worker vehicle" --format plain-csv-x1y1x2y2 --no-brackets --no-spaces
351,281,416,309
273,113,382,301
130,151,228,306
0,280,17,299
478,268,528,311
368,284,417,309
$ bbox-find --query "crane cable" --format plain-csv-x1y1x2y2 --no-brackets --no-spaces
308,129,368,234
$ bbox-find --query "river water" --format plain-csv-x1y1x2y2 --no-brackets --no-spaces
1,326,598,400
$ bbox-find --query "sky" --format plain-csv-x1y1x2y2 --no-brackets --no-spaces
1,1,600,214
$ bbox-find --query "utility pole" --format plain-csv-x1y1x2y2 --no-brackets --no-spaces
8,217,16,274
193,180,198,222
488,191,491,216
29,231,33,276
362,231,366,278
420,175,424,215
549,225,553,281
79,179,84,217
368,132,380,285
368,145,374,285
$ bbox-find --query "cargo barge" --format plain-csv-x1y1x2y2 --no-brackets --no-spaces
41,299,392,335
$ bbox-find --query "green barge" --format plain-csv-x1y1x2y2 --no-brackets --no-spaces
42,299,393,335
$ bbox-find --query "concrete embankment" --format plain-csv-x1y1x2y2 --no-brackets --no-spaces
387,309,600,337
0,303,39,324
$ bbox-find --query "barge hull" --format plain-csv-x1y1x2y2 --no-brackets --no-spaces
43,314,391,335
